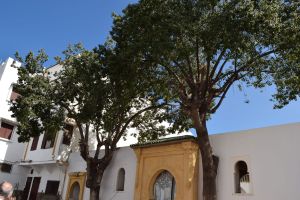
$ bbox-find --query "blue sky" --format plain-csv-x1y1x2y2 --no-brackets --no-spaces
1,0,300,134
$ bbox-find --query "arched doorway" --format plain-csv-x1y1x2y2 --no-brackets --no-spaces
153,170,176,200
65,172,86,200
69,182,80,200
234,160,251,194
132,138,199,200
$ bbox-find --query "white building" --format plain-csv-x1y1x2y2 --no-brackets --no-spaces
0,58,28,192
1,58,300,200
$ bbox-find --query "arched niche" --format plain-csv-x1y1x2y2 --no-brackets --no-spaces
69,181,80,200
116,168,126,191
153,170,176,200
234,160,251,194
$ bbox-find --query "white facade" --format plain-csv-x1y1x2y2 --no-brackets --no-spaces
0,58,28,190
61,147,137,200
211,123,300,200
56,122,300,200
2,58,300,200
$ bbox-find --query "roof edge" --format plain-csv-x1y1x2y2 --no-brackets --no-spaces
130,135,196,148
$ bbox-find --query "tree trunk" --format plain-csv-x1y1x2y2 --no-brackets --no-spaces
90,186,100,200
86,158,105,200
191,111,219,200
199,139,219,200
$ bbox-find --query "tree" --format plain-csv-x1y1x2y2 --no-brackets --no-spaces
10,44,176,200
271,34,300,108
110,1,300,199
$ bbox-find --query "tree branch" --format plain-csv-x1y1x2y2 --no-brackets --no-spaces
209,81,232,114
76,122,89,161
112,104,168,147
196,38,200,82
160,62,185,87
211,58,229,85
210,72,249,113
94,126,102,159
173,60,195,88
85,123,89,144
210,49,226,79
185,55,194,83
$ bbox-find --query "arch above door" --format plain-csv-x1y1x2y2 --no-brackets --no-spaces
153,170,176,200
132,137,199,200
65,172,86,200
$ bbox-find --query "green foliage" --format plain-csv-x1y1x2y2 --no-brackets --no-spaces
11,42,191,196
11,50,65,142
111,0,300,120
272,58,300,108
109,1,300,198
10,42,187,150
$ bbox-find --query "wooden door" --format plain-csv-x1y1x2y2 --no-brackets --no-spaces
28,177,41,200
21,177,32,200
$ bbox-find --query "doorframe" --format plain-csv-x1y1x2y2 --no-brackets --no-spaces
22,177,33,200
24,176,41,200
65,172,86,200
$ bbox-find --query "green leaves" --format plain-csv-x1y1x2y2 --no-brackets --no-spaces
11,50,64,142
111,0,300,123
11,40,178,147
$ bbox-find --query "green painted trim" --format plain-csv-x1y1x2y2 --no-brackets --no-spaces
131,135,196,148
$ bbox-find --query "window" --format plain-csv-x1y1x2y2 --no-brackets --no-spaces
62,124,73,145
0,163,12,173
0,122,14,140
45,180,60,195
234,160,251,194
41,132,55,149
116,168,125,191
154,170,176,200
30,136,39,151
10,86,20,101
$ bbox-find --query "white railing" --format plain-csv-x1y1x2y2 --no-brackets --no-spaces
240,174,250,183
240,174,251,194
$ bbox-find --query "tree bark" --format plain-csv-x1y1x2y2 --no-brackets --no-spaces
90,186,100,200
86,158,105,200
199,138,219,200
78,131,114,200
191,111,219,200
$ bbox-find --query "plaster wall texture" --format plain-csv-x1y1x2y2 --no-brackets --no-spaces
25,164,66,194
62,147,137,200
0,163,28,190
0,58,20,121
210,122,300,200
0,58,28,189
0,130,25,163
24,131,64,163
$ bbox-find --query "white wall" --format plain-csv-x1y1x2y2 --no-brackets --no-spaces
0,120,27,187
22,164,66,194
25,132,64,163
62,147,137,200
61,123,300,200
0,58,28,190
210,122,300,200
0,57,20,121
0,164,28,191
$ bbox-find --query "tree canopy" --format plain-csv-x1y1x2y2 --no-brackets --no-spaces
112,0,300,115
110,1,300,199
10,43,185,200
9,1,300,199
